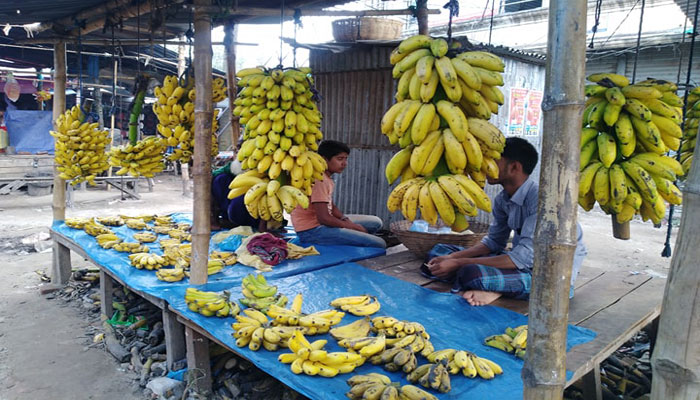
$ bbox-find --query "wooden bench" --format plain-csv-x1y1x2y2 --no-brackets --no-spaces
356,251,665,400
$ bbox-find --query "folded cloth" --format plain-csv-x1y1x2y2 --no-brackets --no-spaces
246,233,288,266
286,242,320,259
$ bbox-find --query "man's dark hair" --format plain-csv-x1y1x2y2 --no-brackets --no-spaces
502,137,538,175
318,140,350,160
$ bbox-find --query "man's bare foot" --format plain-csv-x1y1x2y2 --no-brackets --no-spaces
462,290,502,306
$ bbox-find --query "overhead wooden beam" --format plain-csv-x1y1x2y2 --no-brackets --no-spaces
16,38,254,46
33,0,133,34
522,0,588,398
187,5,440,17
190,0,214,287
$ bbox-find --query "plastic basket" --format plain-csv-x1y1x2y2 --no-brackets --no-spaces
332,17,404,42
390,220,489,259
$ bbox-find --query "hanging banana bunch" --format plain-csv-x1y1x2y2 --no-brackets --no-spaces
52,105,110,185
382,34,506,231
228,66,327,221
578,74,684,226
680,86,700,175
153,75,225,164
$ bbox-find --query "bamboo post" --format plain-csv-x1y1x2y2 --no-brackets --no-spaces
611,218,630,240
416,0,429,35
177,41,190,196
650,130,700,399
51,41,71,285
522,0,587,398
224,20,240,150
190,0,213,287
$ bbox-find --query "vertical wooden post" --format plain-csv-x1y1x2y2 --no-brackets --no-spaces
522,0,587,398
177,40,191,196
185,326,211,394
51,41,71,285
163,309,186,372
190,0,213,285
224,20,240,149
99,269,114,320
416,0,429,35
611,218,630,240
650,134,700,399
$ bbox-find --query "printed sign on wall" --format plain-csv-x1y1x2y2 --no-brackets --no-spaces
508,88,543,137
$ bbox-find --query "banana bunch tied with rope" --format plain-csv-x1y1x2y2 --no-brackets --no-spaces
346,374,438,400
484,324,528,359
83,221,113,237
185,288,240,318
278,330,365,377
579,74,685,225
227,170,311,222
107,136,166,178
385,35,506,173
239,273,288,312
233,66,327,198
52,106,110,186
153,75,222,163
128,252,168,270
423,348,503,380
680,87,700,175
386,173,493,232
95,233,123,249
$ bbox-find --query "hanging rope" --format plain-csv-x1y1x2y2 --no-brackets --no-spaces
293,9,302,68
443,0,459,42
662,0,700,257
631,0,646,83
77,21,84,108
589,0,603,49
488,0,495,45
110,25,116,120
279,0,286,68
137,0,141,74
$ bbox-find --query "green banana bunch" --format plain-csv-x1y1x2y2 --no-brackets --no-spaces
680,87,700,176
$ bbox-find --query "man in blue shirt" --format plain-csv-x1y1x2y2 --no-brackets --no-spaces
425,137,587,306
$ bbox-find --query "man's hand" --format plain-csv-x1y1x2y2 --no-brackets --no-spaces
426,257,462,279
348,222,367,233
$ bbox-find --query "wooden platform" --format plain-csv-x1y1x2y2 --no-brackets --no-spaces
356,250,665,399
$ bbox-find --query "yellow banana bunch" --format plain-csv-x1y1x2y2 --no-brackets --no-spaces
330,295,381,316
227,170,311,221
234,66,327,200
580,75,685,228
65,217,93,229
95,233,122,249
186,288,240,318
155,267,186,282
133,231,157,243
278,330,364,376
680,87,700,175
345,373,402,399
52,106,110,185
210,250,238,266
95,216,124,226
107,136,166,178
128,252,167,270
112,241,150,253
83,221,113,237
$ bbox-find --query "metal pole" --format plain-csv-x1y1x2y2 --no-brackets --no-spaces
522,0,588,398
190,0,213,289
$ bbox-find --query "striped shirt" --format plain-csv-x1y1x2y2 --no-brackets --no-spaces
481,178,587,285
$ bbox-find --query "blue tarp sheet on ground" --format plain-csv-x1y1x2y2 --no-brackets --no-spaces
164,263,597,400
5,109,54,154
51,215,385,300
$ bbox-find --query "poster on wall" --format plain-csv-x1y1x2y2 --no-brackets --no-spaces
508,88,544,137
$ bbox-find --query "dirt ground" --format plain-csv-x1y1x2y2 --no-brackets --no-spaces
0,174,676,399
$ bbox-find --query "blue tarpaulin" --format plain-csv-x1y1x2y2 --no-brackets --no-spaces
51,214,385,301
5,109,54,154
164,263,597,400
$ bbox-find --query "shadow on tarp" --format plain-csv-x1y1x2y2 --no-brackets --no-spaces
164,263,596,400
51,216,385,301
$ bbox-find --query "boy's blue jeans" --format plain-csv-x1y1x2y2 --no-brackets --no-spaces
296,215,386,248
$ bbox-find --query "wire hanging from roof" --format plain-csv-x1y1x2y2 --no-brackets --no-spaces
279,0,286,68
488,0,495,45
631,0,646,83
589,0,603,49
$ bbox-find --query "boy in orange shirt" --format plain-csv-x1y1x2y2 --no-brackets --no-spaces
291,140,386,248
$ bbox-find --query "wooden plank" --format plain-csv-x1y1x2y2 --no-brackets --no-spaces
568,271,651,325
51,241,72,284
492,297,530,315
565,277,665,386
381,260,432,286
163,309,187,371
574,267,606,290
421,280,452,293
100,269,114,320
581,365,602,400
185,325,212,394
105,179,140,199
356,250,418,271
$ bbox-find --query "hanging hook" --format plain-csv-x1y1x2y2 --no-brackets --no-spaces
443,0,460,43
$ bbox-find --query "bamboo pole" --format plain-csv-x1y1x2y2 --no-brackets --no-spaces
187,5,440,17
33,0,133,34
522,0,588,398
52,42,67,223
177,41,190,197
224,20,240,150
650,129,700,398
190,0,213,287
416,0,429,35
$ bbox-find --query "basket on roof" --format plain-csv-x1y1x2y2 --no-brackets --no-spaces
390,220,489,259
332,17,404,42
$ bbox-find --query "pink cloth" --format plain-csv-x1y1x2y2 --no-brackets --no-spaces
246,233,288,266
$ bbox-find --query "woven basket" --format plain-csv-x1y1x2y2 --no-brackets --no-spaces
390,220,489,259
332,17,403,42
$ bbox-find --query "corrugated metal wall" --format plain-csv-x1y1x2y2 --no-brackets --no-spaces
310,45,546,227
